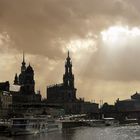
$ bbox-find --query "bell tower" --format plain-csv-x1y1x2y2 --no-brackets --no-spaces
63,51,74,88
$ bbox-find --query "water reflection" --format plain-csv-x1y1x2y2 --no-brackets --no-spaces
1,125,140,140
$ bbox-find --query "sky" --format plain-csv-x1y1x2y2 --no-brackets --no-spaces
0,0,140,104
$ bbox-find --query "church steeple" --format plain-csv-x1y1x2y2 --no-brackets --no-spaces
14,73,18,85
63,51,74,88
22,52,25,64
66,51,71,63
21,52,26,72
68,50,70,58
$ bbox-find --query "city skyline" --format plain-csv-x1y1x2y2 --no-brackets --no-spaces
0,51,139,104
1,0,140,103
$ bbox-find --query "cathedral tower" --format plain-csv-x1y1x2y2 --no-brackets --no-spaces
63,51,75,88
13,54,35,95
12,53,41,104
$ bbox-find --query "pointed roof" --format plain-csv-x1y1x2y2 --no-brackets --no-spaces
66,50,71,61
22,52,26,65
15,73,18,78
131,91,140,100
26,63,34,73
68,50,70,58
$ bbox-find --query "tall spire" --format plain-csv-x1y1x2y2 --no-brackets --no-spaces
67,50,71,60
21,52,26,72
68,50,69,58
23,52,25,62
22,52,25,65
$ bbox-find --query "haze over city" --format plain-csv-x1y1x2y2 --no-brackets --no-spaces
0,0,140,103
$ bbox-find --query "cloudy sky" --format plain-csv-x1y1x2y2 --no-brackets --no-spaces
1,0,140,104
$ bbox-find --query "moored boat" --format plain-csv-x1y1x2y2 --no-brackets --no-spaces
4,115,62,136
103,118,119,126
85,118,119,127
9,116,48,135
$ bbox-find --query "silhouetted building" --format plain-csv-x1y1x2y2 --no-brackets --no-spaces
131,92,140,100
0,81,10,91
12,53,41,104
47,51,76,103
115,92,140,120
100,103,117,118
0,91,12,108
0,91,12,118
47,52,99,114
80,101,99,114
115,92,140,112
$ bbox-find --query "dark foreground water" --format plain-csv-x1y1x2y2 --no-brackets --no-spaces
1,125,140,140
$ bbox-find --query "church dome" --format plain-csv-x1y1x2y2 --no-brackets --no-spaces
26,64,34,73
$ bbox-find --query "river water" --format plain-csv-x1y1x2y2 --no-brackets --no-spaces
0,125,140,140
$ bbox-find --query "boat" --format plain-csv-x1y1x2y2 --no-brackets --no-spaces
103,118,119,126
6,115,62,136
0,120,11,135
45,115,62,132
86,118,119,127
86,120,105,127
9,117,47,135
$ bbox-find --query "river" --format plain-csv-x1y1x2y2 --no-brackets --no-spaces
0,125,140,140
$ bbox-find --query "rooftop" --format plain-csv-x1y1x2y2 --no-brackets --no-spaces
10,85,21,92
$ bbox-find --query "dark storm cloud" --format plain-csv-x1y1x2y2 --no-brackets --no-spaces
0,0,139,59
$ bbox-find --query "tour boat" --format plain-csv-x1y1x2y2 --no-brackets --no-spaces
87,120,105,127
7,115,62,136
86,118,119,127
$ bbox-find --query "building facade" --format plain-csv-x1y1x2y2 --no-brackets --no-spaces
0,84,12,118
115,92,140,112
0,81,10,91
114,92,140,119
